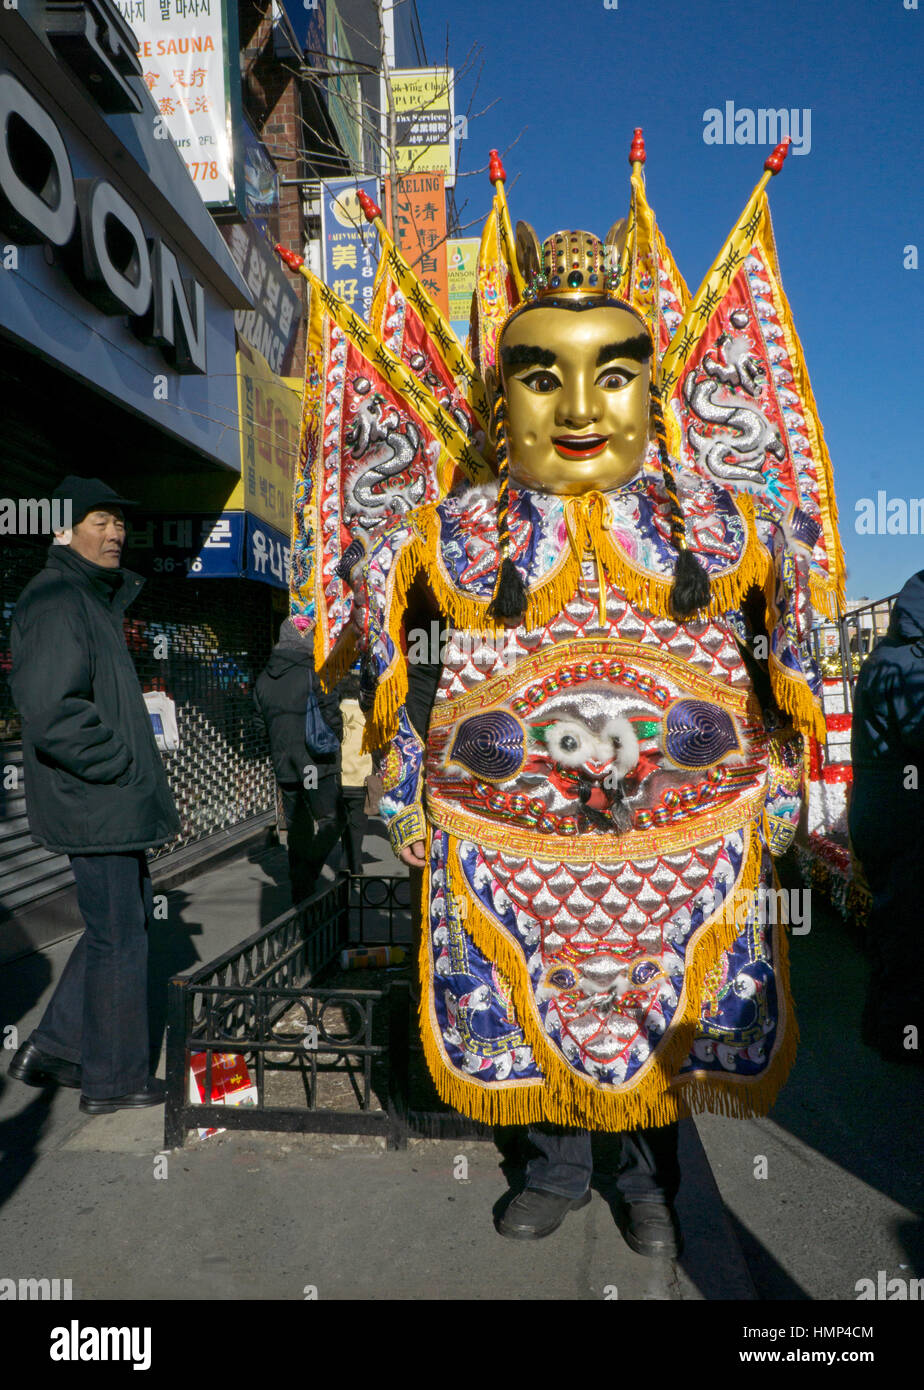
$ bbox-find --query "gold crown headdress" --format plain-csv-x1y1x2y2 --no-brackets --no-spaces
517,228,622,301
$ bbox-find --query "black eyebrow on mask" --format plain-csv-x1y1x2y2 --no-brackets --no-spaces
500,344,557,370
595,335,653,367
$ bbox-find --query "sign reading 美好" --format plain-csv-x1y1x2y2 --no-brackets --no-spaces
320,177,381,323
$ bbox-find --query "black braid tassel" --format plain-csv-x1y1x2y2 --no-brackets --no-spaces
670,547,712,619
488,556,528,623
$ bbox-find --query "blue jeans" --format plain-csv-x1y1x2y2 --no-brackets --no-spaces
32,852,153,1099
526,1121,681,1203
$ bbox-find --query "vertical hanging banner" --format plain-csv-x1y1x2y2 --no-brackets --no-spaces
320,178,382,323
446,236,480,343
237,341,302,535
388,172,449,318
325,0,363,174
386,68,456,187
117,0,244,213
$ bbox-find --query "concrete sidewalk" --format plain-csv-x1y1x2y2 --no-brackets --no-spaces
0,828,755,1301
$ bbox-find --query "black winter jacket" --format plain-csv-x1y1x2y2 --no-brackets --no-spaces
9,545,180,854
849,570,924,866
254,632,343,784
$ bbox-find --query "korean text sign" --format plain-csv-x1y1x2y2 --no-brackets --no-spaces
387,68,455,187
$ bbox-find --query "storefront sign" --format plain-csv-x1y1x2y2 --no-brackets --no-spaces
125,512,245,576
320,177,381,322
387,68,455,187
222,221,301,373
124,509,290,588
390,171,448,317
447,236,479,339
0,71,207,372
115,0,243,212
243,514,291,587
237,343,301,532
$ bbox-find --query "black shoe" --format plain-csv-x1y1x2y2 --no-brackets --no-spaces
79,1078,166,1115
621,1200,683,1258
8,1040,81,1089
497,1187,591,1240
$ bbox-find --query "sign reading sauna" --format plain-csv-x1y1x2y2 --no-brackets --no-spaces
0,71,206,373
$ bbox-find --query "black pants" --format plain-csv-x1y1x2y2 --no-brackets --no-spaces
341,789,367,876
279,779,347,904
32,852,153,1099
526,1120,681,1204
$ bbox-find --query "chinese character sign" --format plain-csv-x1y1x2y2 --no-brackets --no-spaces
117,0,235,206
389,172,449,319
321,178,381,324
387,68,455,187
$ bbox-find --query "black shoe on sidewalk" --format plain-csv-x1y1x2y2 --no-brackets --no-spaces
8,1039,81,1089
497,1187,591,1240
620,1200,683,1258
79,1078,166,1115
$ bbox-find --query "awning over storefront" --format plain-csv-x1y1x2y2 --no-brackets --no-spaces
122,340,302,590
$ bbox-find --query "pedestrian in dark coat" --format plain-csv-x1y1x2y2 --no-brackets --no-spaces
254,616,346,903
849,569,924,1063
8,476,179,1112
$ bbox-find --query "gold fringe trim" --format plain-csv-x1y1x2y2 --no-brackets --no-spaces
316,623,357,692
413,492,770,641
809,574,843,623
414,819,797,1130
672,855,800,1118
362,533,426,752
769,652,827,742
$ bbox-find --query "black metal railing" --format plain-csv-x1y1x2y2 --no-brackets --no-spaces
808,594,898,761
163,872,490,1150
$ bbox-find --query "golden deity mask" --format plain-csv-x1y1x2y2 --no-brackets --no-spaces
499,299,654,496
495,228,655,495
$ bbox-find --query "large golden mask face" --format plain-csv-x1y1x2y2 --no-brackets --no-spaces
499,304,653,495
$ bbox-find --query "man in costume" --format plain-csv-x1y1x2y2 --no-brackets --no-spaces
277,136,838,1255
352,229,818,1252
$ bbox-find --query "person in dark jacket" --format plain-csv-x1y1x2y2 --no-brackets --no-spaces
849,570,924,1063
7,476,179,1113
254,616,346,903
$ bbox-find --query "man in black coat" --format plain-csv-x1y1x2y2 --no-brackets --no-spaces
254,616,346,903
8,476,179,1112
849,570,924,1063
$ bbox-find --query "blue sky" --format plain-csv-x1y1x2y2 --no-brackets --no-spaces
419,0,924,602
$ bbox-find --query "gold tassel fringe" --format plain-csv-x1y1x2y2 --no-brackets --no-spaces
412,492,770,645
769,654,827,742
